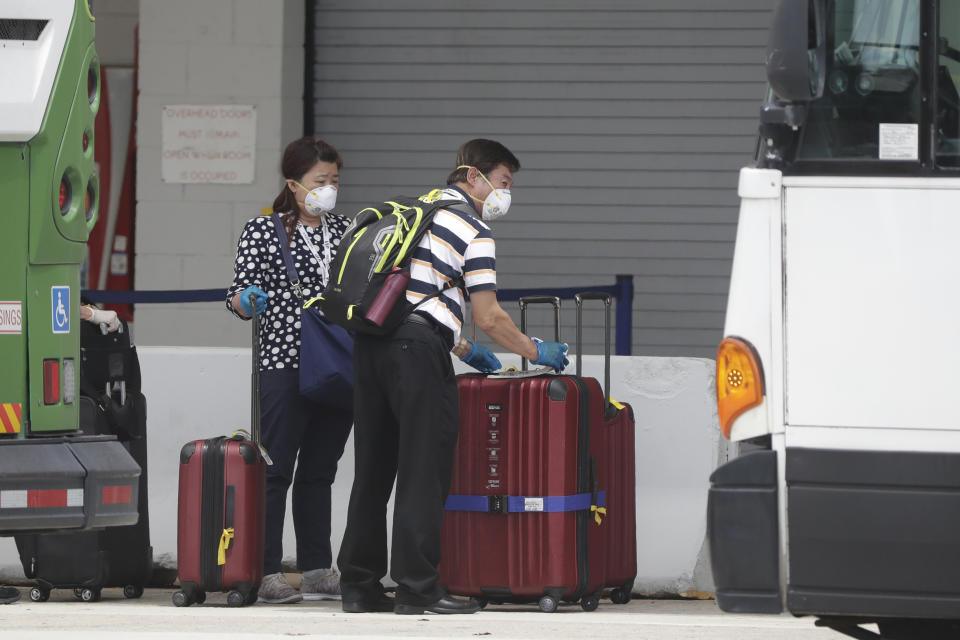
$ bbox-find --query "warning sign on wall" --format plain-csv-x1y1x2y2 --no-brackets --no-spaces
161,105,257,184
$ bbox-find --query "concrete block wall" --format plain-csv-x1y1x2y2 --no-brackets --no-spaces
135,0,305,348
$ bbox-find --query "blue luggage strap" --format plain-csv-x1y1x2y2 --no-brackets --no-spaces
444,491,607,524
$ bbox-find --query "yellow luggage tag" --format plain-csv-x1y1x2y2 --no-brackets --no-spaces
591,504,607,526
218,528,235,565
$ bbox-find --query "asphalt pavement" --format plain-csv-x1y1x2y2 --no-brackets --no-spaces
0,587,857,640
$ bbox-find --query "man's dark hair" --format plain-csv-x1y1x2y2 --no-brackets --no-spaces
446,139,520,185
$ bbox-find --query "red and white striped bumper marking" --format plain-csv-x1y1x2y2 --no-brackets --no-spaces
0,488,84,509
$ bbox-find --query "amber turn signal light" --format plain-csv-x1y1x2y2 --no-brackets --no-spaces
716,337,764,439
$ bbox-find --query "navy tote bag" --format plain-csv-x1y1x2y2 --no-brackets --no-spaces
271,214,354,410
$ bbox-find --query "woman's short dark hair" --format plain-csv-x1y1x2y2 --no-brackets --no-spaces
271,137,343,244
446,139,520,185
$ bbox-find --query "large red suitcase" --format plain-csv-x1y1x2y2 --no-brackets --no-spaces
173,298,267,607
440,294,636,612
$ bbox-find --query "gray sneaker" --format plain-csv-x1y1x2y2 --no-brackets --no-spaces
258,572,302,604
300,567,342,601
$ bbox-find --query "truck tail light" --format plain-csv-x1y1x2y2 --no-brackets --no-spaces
62,359,75,405
43,359,61,405
716,337,764,439
59,177,71,215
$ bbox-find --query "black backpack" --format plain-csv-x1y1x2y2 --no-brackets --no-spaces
319,191,467,335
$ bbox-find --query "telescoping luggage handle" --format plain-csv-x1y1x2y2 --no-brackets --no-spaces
249,294,261,447
519,295,561,372
575,292,614,418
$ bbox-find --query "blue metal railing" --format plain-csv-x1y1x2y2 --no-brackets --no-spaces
83,274,634,355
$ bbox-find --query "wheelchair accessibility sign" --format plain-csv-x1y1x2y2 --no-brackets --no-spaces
51,286,70,334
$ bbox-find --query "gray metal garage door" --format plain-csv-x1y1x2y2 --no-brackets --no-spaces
311,0,773,358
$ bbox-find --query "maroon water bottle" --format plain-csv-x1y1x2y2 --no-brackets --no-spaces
365,267,411,326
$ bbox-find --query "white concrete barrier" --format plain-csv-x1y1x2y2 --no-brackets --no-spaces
0,348,724,595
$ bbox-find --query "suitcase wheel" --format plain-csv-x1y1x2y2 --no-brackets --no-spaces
73,587,84,600
538,595,558,613
580,595,600,612
123,585,144,599
29,587,49,603
173,585,206,607
79,588,101,603
227,590,248,607
610,588,630,605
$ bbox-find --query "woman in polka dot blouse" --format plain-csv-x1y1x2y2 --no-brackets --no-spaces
226,138,353,604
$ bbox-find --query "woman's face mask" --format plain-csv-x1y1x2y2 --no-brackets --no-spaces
294,181,338,216
458,165,511,221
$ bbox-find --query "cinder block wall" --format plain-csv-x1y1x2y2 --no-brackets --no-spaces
135,0,305,347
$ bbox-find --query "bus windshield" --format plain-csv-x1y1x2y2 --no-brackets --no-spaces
937,1,960,166
797,0,922,161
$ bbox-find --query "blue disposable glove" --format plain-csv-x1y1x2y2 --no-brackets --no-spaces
460,339,502,373
531,337,569,372
239,285,269,317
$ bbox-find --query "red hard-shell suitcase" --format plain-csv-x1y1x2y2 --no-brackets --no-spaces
440,294,636,612
173,296,267,607
175,436,265,606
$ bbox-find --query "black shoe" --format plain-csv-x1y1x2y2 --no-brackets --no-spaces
395,594,480,615
342,593,395,613
0,587,20,605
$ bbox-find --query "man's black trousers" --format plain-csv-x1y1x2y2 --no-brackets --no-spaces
338,318,460,606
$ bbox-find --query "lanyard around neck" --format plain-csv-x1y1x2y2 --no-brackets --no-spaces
296,221,332,287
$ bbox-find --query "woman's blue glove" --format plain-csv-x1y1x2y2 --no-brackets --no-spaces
239,285,269,317
460,339,502,373
531,337,569,372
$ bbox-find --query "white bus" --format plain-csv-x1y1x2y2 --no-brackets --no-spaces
708,1,960,638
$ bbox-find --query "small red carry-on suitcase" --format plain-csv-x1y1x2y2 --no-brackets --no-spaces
440,293,637,612
173,297,267,607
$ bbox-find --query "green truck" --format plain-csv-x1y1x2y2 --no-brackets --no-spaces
0,0,139,533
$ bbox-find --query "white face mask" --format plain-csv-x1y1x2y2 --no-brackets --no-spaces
480,188,511,221
297,182,337,216
457,165,512,221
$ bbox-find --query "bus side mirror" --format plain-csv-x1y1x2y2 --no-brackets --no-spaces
766,0,827,103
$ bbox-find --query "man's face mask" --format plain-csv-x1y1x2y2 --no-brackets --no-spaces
293,181,337,216
458,165,511,221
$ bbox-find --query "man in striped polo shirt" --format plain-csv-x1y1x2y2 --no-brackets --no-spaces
338,140,569,616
